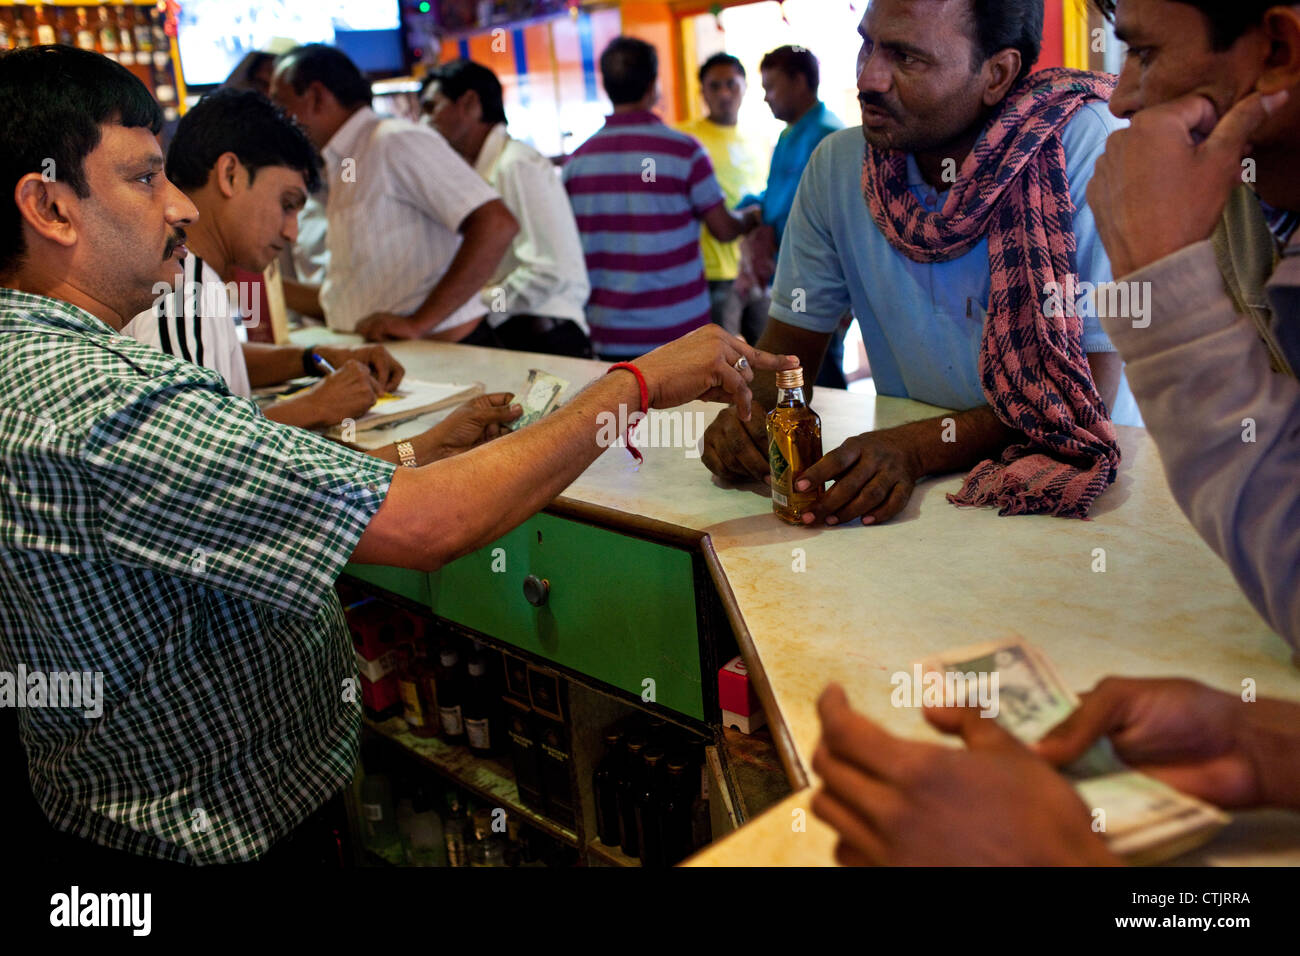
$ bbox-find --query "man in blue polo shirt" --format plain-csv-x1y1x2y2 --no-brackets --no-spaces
739,45,845,375
702,0,1141,526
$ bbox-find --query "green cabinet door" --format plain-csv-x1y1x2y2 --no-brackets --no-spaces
347,513,706,720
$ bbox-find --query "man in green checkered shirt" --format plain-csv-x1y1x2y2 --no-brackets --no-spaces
0,47,794,864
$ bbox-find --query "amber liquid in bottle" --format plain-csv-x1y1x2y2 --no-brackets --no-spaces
766,367,823,524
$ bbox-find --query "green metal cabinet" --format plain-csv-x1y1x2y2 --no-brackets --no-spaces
346,512,706,720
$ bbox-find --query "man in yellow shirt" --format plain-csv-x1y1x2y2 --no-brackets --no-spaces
678,53,770,342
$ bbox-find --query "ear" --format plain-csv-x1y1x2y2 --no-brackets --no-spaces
306,80,328,114
1257,6,1300,96
463,89,482,122
981,49,1022,107
13,173,77,251
213,152,242,199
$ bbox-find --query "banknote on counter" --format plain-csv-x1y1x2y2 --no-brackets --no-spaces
917,639,1229,865
507,369,569,431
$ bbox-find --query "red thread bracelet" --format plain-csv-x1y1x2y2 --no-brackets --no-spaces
606,362,648,463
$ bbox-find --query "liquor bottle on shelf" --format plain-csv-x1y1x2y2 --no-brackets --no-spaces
416,634,440,739
405,783,447,866
132,3,153,59
691,761,712,851
635,746,667,867
96,5,119,61
12,5,33,49
0,12,11,52
112,4,134,64
443,790,470,867
504,816,523,867
617,734,646,858
767,365,823,523
359,742,401,856
33,3,56,46
148,5,167,67
470,809,506,867
592,728,624,847
463,653,495,756
396,645,436,738
74,6,96,53
435,645,465,743
54,5,74,45
660,753,695,864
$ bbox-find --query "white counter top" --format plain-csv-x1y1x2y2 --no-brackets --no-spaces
297,329,1300,866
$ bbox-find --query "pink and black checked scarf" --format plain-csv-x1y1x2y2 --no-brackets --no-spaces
862,67,1121,518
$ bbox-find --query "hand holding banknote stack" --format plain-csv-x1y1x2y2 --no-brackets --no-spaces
917,639,1229,865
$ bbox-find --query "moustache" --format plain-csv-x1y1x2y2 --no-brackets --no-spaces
163,228,187,260
858,94,895,117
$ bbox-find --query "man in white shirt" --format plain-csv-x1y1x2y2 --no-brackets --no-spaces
421,60,593,358
124,89,398,430
125,88,521,461
270,45,520,344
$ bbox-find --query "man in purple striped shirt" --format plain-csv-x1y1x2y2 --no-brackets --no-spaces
563,36,762,359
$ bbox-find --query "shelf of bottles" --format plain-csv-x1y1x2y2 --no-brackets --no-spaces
341,578,719,868
0,2,185,121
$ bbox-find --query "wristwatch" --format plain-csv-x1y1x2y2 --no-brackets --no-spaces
395,441,418,468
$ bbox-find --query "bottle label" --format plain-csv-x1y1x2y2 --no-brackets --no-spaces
466,718,490,750
771,488,788,507
364,802,383,822
399,681,424,727
37,27,56,45
440,705,463,736
769,439,790,487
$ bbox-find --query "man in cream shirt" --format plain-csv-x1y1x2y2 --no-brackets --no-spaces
421,60,593,357
270,44,519,343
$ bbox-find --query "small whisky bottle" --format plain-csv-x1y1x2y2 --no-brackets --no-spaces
767,367,823,523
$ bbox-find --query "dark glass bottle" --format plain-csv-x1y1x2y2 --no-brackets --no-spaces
617,734,646,858
660,754,694,864
396,645,437,738
463,654,494,756
436,645,465,743
635,747,666,868
592,728,624,847
443,790,469,867
12,5,33,50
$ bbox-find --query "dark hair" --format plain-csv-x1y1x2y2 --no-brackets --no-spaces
599,36,658,105
427,59,507,125
276,44,372,109
0,45,162,277
966,0,1043,86
166,89,322,194
760,45,819,94
699,52,746,84
1091,0,1277,50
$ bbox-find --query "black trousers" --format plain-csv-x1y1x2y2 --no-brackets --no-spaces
461,314,593,358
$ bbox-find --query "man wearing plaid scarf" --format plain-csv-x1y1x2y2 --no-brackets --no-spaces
702,0,1143,521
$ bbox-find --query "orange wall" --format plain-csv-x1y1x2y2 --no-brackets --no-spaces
618,1,684,122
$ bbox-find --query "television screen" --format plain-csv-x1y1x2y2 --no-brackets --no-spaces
177,0,404,87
